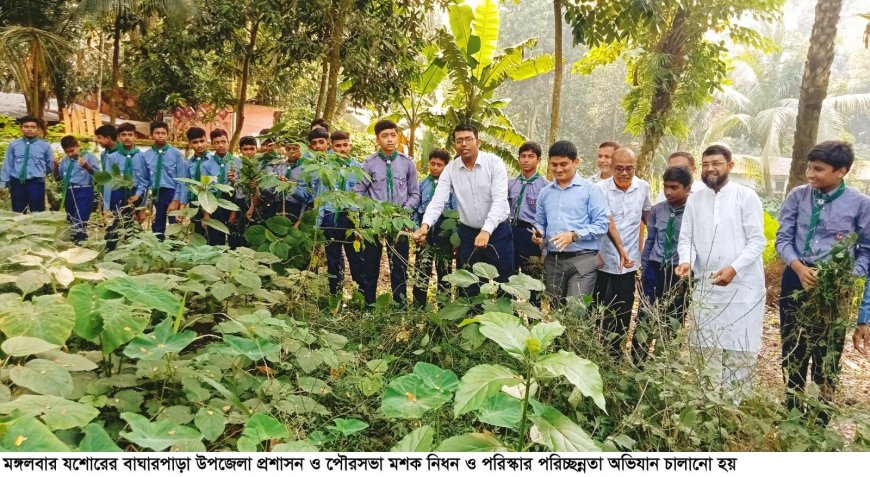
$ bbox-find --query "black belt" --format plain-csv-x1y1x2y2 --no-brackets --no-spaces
514,219,534,229
548,249,596,258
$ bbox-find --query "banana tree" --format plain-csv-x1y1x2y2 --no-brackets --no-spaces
423,0,554,165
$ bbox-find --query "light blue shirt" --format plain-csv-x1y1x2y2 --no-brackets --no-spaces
103,147,149,208
281,158,316,206
316,158,364,226
858,277,870,325
0,137,54,187
597,177,652,274
56,153,99,187
142,145,188,202
534,173,610,253
99,147,115,209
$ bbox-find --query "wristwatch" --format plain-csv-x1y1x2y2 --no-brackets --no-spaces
571,231,579,242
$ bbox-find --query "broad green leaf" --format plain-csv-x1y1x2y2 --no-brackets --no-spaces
16,269,50,295
159,405,194,425
243,413,289,443
198,191,218,214
123,318,196,360
244,225,267,247
3,417,70,451
120,412,203,451
58,247,100,265
447,3,473,50
472,262,499,280
2,336,60,356
453,364,521,417
199,376,248,414
507,55,555,81
0,384,10,403
529,400,600,452
477,312,530,359
278,395,329,415
216,256,241,272
194,407,226,442
108,390,143,413
272,440,319,452
436,302,472,322
67,284,102,341
476,393,522,429
36,350,98,371
534,351,606,411
97,299,149,354
211,282,236,301
223,335,280,361
294,348,324,373
442,269,478,288
328,418,368,437
0,395,98,430
297,377,331,395
266,216,294,236
471,0,500,70
97,276,181,316
48,266,75,287
413,362,459,394
0,293,75,345
435,432,507,452
234,270,261,289
381,374,452,419
78,423,122,451
9,359,73,397
390,425,434,452
217,198,240,211
358,376,383,397
530,321,566,351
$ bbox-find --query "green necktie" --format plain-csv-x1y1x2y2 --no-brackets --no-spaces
119,146,140,179
60,158,76,208
803,181,847,255
17,138,36,182
513,172,540,222
214,153,233,200
661,204,685,263
151,144,169,193
378,151,398,202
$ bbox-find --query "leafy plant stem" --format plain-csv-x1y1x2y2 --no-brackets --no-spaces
516,358,533,451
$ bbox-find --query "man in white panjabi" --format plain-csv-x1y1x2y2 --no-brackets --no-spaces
676,144,765,399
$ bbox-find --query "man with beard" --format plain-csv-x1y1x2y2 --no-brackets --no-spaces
676,144,765,401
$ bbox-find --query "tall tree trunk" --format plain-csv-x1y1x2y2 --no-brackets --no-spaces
110,10,122,125
315,58,329,118
230,19,261,150
548,0,563,144
786,0,842,193
761,154,773,197
635,9,690,179
323,0,351,122
97,32,104,116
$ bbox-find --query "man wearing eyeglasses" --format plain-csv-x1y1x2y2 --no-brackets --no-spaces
595,147,651,358
413,124,513,296
675,144,765,402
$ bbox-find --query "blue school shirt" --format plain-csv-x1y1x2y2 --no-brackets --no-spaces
99,147,115,208
414,175,455,226
282,158,316,206
142,145,187,202
857,277,870,325
508,174,549,225
0,137,54,187
103,147,149,208
316,158,364,226
56,153,100,187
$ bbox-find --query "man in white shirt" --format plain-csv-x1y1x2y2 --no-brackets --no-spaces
413,124,514,295
676,144,765,401
653,151,708,203
589,141,620,183
595,148,651,358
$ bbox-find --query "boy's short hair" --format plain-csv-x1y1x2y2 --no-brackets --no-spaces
239,136,257,147
19,115,40,128
702,144,732,162
149,121,169,133
210,128,229,140
662,166,693,187
60,135,79,150
95,124,118,140
117,122,137,134
308,127,329,143
668,151,695,167
186,127,206,141
311,118,330,131
598,141,621,150
807,140,854,172
548,140,578,161
519,141,542,158
428,149,451,164
330,130,350,142
374,119,398,136
453,124,478,139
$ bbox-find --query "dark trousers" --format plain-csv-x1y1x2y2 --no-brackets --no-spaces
228,198,248,249
322,211,365,296
206,207,230,246
151,187,176,240
512,221,542,306
10,178,46,213
105,188,141,251
279,201,304,223
595,270,638,358
633,261,688,361
458,221,515,296
412,216,454,307
780,265,847,413
64,186,94,243
360,234,409,306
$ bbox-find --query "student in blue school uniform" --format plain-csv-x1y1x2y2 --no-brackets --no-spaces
508,141,549,306
104,122,150,251
775,140,870,419
0,115,54,213
184,127,218,241
353,119,421,306
411,149,456,307
277,129,322,222
53,136,99,243
143,121,187,241
318,130,366,296
199,128,241,246
95,125,119,217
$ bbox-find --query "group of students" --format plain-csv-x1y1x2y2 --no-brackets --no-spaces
2,115,869,413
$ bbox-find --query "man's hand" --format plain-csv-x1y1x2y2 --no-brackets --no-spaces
531,228,544,246
167,200,180,212
550,231,574,251
791,261,818,289
228,170,236,182
128,194,140,204
412,224,429,245
711,265,737,286
620,252,636,270
474,230,491,249
246,206,255,220
675,262,692,279
229,211,237,225
854,324,870,355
